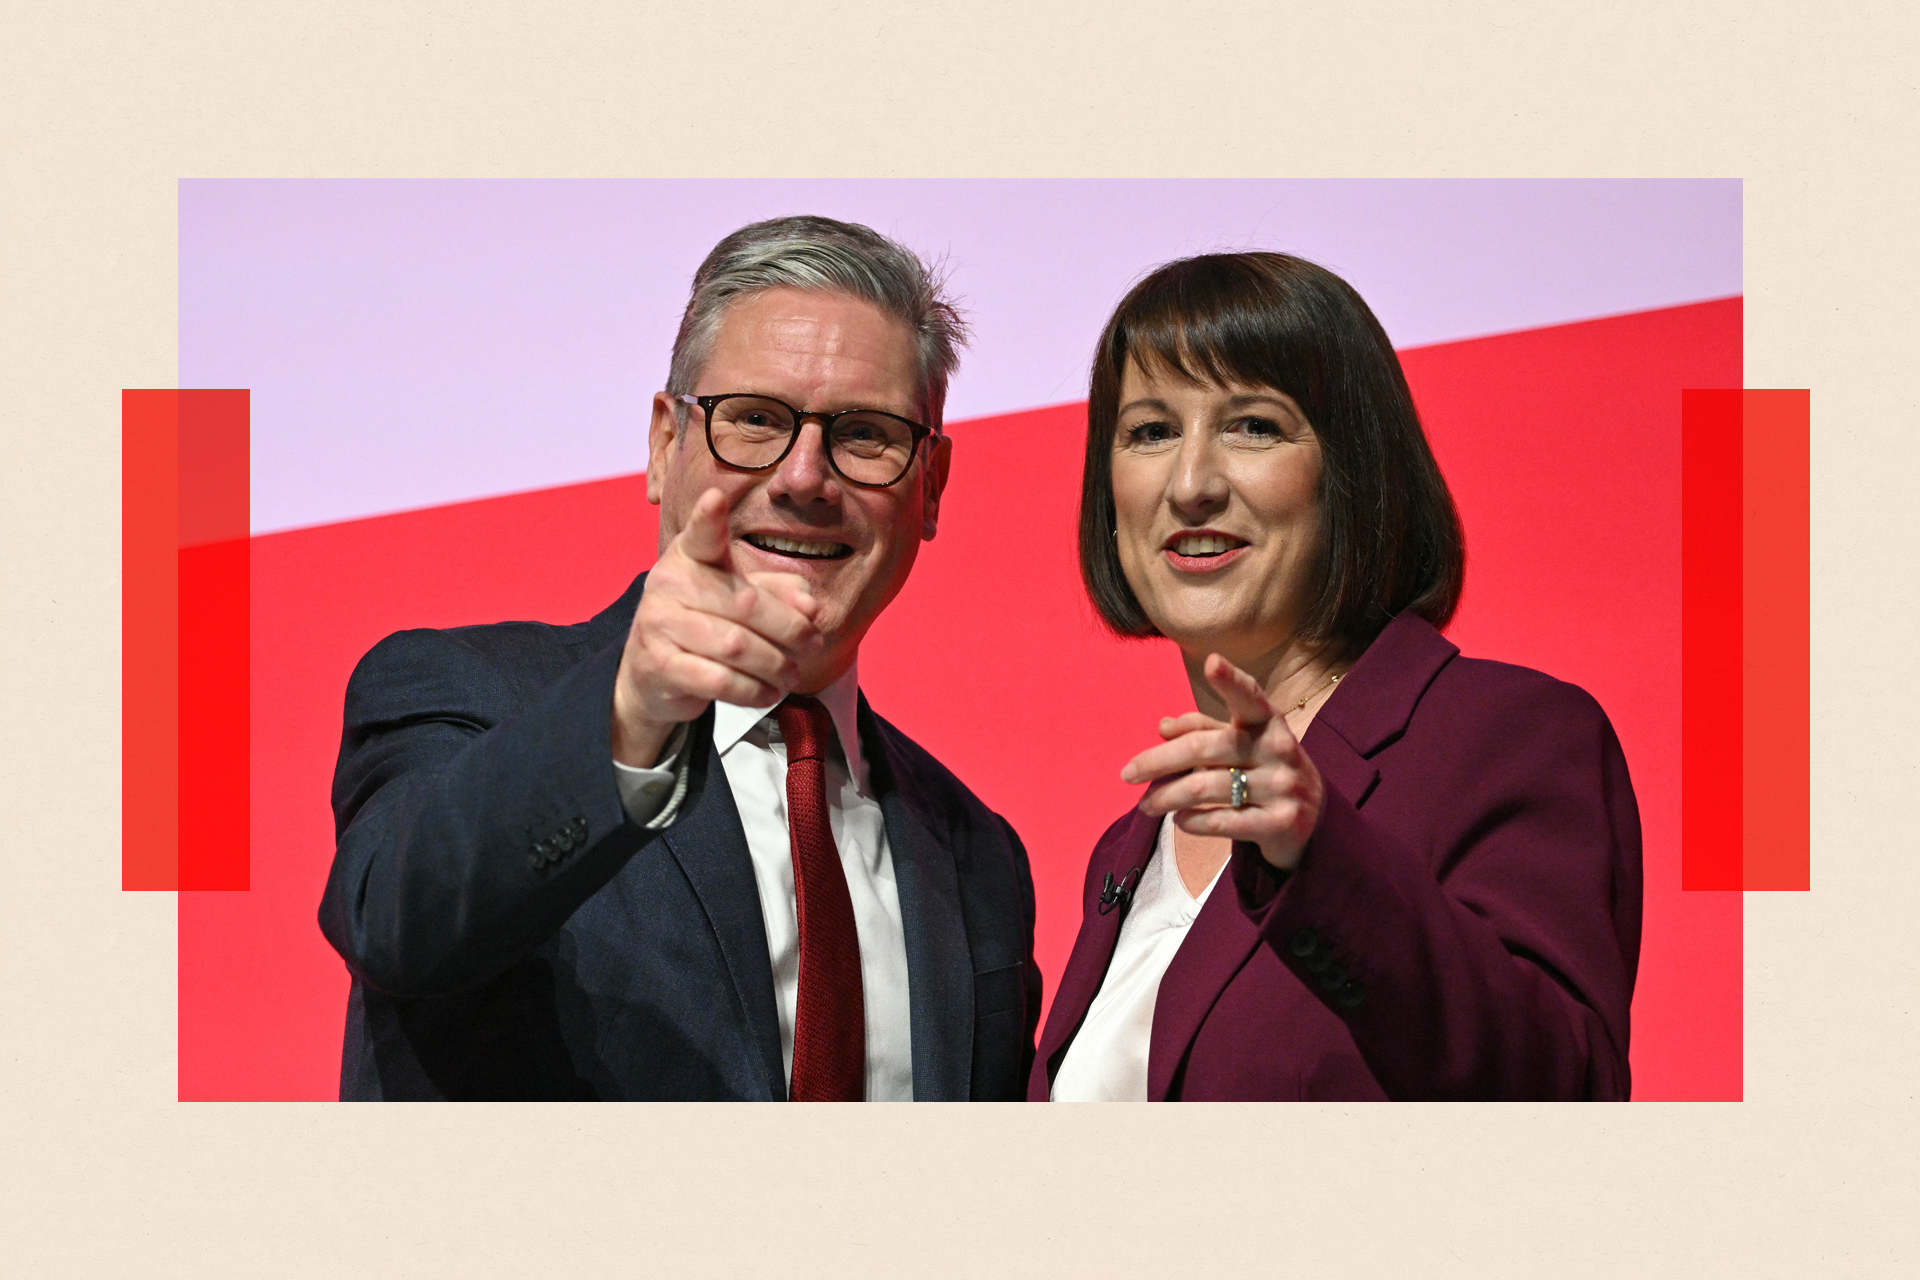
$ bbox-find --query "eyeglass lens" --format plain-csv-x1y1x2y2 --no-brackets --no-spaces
708,396,918,484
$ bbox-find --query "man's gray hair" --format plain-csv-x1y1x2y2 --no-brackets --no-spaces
665,215,970,429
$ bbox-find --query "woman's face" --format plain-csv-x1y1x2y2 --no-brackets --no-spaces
1110,358,1325,661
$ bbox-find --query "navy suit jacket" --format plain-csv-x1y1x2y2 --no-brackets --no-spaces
1030,612,1643,1101
320,573,1041,1100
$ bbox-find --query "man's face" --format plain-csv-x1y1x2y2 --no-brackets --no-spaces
647,287,952,691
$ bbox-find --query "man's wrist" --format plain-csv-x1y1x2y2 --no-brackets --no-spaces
610,698,680,769
613,722,691,828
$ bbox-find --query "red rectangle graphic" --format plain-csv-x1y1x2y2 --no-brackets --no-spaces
177,390,251,891
1681,389,1743,891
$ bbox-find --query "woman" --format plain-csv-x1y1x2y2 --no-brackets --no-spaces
1032,252,1643,1101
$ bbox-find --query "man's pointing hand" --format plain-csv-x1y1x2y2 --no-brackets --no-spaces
611,487,821,767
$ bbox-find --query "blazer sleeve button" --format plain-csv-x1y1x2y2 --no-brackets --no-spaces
1335,981,1366,1009
1288,928,1319,957
1316,962,1348,991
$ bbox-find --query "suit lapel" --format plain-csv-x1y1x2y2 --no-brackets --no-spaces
1035,808,1159,1087
658,709,786,1101
1146,852,1266,1101
1140,728,1373,1100
1315,611,1459,758
861,699,975,1101
1042,613,1460,1101
1301,610,1459,810
1302,718,1381,811
1142,614,1457,1096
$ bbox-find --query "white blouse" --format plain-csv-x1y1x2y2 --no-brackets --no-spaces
1049,815,1226,1101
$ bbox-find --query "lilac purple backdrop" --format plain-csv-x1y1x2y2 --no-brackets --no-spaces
180,179,1740,535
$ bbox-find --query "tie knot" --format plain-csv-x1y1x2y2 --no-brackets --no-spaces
776,695,834,764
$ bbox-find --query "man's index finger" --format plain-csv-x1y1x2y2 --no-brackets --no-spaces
677,487,734,570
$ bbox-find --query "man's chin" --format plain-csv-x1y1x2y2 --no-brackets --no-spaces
789,634,861,695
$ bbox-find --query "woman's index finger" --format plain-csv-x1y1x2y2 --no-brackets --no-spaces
1205,653,1275,729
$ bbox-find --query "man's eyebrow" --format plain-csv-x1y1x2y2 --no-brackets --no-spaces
717,390,918,416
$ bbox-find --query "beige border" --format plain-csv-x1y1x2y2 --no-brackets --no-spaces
4,3,1915,1274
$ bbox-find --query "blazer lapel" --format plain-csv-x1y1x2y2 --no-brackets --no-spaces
1315,611,1458,757
861,699,975,1102
1302,718,1381,810
1144,621,1443,1105
658,709,786,1101
1035,808,1160,1087
1142,617,1457,1099
1146,853,1267,1101
1301,610,1459,809
1043,614,1461,1101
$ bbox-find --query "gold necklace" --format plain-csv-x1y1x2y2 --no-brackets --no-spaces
1281,670,1342,716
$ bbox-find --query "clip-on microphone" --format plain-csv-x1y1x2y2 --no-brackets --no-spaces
1097,866,1143,915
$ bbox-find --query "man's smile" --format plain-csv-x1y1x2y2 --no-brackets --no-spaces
742,532,854,560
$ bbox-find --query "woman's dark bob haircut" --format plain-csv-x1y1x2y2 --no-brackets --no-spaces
1079,251,1465,652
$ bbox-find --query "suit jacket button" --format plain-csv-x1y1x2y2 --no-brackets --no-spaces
534,838,554,858
1304,949,1333,974
1335,980,1366,1009
1289,928,1319,957
1317,962,1348,991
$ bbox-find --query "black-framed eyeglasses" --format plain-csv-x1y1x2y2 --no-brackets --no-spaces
676,393,933,489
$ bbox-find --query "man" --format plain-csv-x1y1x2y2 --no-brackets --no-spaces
319,216,1041,1100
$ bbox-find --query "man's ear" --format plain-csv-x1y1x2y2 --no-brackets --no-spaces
920,432,953,541
645,393,681,506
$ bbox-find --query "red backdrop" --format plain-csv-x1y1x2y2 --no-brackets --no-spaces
182,298,1742,1100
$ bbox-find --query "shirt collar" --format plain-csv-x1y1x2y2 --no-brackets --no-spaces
712,661,866,785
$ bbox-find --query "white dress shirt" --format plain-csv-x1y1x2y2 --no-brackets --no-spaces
611,664,915,1101
1049,815,1224,1102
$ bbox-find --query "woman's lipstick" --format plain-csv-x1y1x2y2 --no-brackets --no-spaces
1161,529,1250,573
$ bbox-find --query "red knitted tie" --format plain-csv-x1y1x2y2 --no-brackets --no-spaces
776,695,866,1101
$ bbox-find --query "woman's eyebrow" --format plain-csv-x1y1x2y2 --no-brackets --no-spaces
1221,393,1297,411
1117,397,1175,415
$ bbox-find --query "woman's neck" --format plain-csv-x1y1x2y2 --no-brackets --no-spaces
1179,636,1348,724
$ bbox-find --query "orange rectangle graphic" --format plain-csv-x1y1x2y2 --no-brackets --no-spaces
1741,389,1811,890
123,391,181,890
122,389,251,891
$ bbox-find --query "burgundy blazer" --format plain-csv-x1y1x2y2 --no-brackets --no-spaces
1029,612,1643,1101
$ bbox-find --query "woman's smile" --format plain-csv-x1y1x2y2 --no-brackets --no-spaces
1161,528,1252,572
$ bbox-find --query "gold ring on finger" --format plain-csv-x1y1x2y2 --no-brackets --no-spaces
1228,767,1249,809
